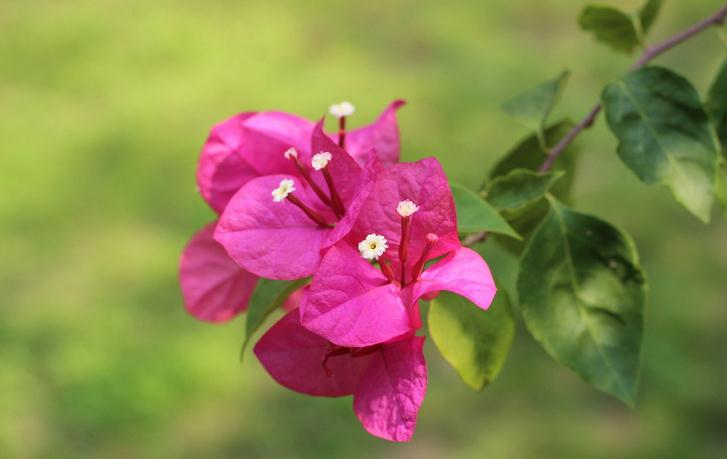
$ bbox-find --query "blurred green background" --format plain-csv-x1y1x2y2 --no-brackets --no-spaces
2,0,726,457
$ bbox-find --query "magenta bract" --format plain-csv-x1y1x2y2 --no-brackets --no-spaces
300,157,497,347
179,221,258,322
179,100,499,443
214,120,378,280
255,309,426,442
197,102,405,214
336,99,406,168
183,101,405,313
347,157,461,272
197,112,310,214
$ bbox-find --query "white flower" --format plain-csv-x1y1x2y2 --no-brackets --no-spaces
272,178,295,202
329,101,356,118
284,147,298,160
311,151,332,170
396,199,420,218
358,234,388,261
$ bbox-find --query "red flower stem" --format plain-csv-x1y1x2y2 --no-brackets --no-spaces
322,168,346,217
410,233,438,284
321,345,351,376
286,194,332,227
398,216,412,285
463,2,727,248
379,258,397,284
351,345,381,358
290,157,334,209
338,116,347,149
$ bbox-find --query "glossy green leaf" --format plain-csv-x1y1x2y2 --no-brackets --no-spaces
602,66,719,223
451,183,520,240
716,158,727,219
429,290,515,390
501,70,570,139
707,58,727,218
579,5,639,53
240,278,308,359
517,197,646,405
488,121,579,254
579,0,660,53
489,120,578,200
484,168,565,217
706,57,727,154
638,0,663,34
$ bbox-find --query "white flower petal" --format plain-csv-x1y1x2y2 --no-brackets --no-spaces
329,101,356,118
358,234,388,260
272,178,295,202
396,200,420,217
284,148,298,160
311,152,332,171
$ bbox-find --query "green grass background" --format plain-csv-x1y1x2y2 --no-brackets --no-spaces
2,0,726,457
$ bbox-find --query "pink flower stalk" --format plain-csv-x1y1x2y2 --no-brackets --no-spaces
214,119,379,280
180,101,405,321
255,309,426,442
299,158,497,347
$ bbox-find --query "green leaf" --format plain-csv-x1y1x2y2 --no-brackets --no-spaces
716,158,727,219
451,183,521,240
706,57,727,154
517,197,646,405
488,121,579,255
579,0,660,53
579,5,640,53
638,0,663,34
484,168,565,217
707,58,727,218
489,120,578,200
240,278,308,359
602,66,719,223
501,70,570,141
429,289,515,390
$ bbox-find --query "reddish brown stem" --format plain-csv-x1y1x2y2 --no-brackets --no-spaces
338,116,347,149
351,345,381,358
410,233,437,283
398,216,412,285
379,258,397,284
464,3,727,247
538,3,727,174
290,157,333,209
286,194,332,227
322,168,345,217
322,345,351,376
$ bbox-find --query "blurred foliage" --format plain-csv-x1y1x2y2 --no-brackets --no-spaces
1,0,726,458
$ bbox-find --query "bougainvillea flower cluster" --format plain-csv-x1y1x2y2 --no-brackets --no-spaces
179,101,497,441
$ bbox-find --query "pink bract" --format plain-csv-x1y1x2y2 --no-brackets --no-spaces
353,335,426,442
347,157,460,272
214,173,336,280
197,112,310,214
298,244,413,347
214,121,378,280
300,157,496,347
196,102,405,213
301,243,496,347
338,99,406,167
183,101,405,322
409,247,497,308
179,221,258,323
255,309,426,442
254,309,375,397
